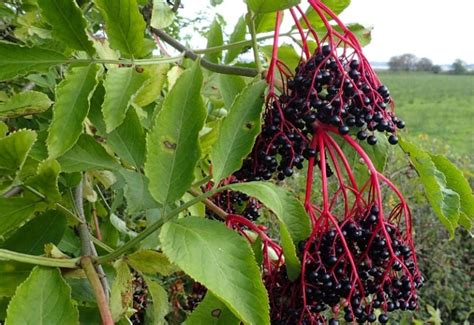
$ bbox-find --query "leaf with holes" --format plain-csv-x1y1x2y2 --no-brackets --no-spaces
5,267,78,325
185,291,240,325
145,61,206,205
47,64,100,159
160,217,269,325
37,0,95,55
211,80,266,183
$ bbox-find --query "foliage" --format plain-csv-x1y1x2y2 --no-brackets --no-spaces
0,0,471,324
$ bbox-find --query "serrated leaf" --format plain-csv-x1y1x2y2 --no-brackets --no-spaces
134,64,169,107
205,19,224,64
430,154,474,230
0,211,67,255
102,67,149,132
120,170,160,214
126,250,177,276
25,160,61,204
47,64,100,158
399,139,461,237
143,277,169,324
110,260,133,322
225,16,247,64
227,182,310,279
151,0,175,29
5,267,78,325
0,198,38,237
37,0,95,55
160,217,270,325
0,91,52,118
218,74,246,109
0,130,37,173
211,80,265,183
145,61,206,205
247,0,300,13
93,0,147,58
185,291,240,325
0,42,68,81
57,134,119,172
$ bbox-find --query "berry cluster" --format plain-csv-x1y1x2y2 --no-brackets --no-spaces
207,186,261,221
267,205,422,324
130,272,149,324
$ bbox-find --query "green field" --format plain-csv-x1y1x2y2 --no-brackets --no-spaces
377,72,474,156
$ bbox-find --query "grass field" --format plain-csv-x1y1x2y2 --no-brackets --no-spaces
377,72,474,156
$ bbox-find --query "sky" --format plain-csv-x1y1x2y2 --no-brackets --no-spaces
180,0,474,64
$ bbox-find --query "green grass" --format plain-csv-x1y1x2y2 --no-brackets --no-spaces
377,72,474,156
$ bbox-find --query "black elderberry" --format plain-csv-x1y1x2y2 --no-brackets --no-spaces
367,135,377,145
338,125,350,135
378,314,389,323
328,318,339,325
388,134,399,145
357,130,368,140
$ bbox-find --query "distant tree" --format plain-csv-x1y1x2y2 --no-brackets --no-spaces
451,59,467,74
431,65,442,74
416,57,433,71
388,53,417,71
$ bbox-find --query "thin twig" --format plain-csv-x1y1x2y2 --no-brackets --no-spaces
74,178,111,304
188,188,228,220
2,186,22,198
81,256,114,325
149,27,260,77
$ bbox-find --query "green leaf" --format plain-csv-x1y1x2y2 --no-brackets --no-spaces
25,159,62,204
110,259,133,322
205,19,224,64
37,0,95,55
218,74,246,109
160,217,269,325
342,23,372,47
47,64,100,158
57,134,119,172
0,42,68,81
145,61,206,205
211,80,266,183
299,0,351,29
279,221,300,280
0,130,37,173
126,250,177,276
399,139,461,237
228,182,310,242
0,198,38,237
430,155,474,231
143,277,169,324
210,0,224,6
255,12,279,33
93,0,147,58
134,64,169,107
102,67,149,132
0,211,67,255
0,262,32,297
247,0,300,13
225,16,247,64
0,91,52,118
151,0,175,29
227,182,310,279
120,170,160,214
5,267,79,325
185,291,240,325
261,44,300,72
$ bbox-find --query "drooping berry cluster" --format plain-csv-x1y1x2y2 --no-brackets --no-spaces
267,203,422,324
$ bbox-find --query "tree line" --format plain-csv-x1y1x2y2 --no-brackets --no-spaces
388,54,470,74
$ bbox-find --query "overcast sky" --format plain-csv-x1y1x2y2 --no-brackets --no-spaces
180,0,474,64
